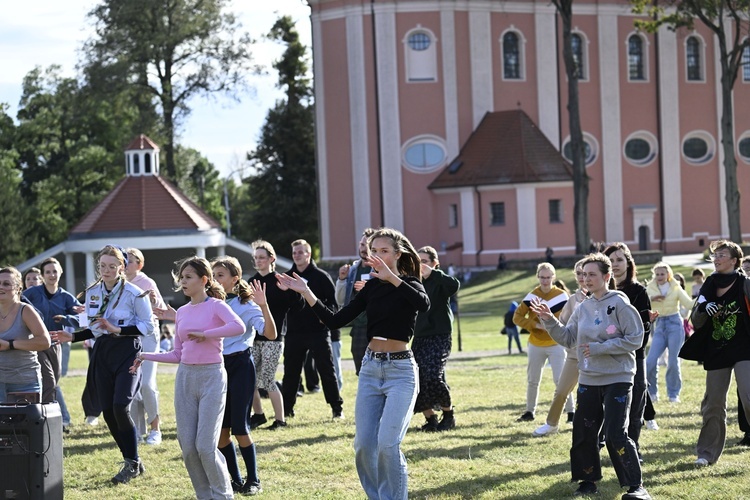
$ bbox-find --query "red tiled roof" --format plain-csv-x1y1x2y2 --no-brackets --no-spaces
70,175,220,235
124,134,160,151
428,110,572,189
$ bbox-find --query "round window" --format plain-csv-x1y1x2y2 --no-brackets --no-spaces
623,132,658,167
681,132,715,165
738,136,750,163
402,137,447,173
408,33,431,51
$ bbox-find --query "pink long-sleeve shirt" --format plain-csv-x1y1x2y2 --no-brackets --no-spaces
141,297,245,365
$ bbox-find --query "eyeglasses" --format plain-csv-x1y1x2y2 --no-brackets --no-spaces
710,253,731,260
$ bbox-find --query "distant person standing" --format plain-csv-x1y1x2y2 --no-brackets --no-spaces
645,262,694,403
513,263,570,422
336,228,375,375
124,247,166,446
691,268,706,298
249,240,304,430
504,302,523,355
280,239,344,420
413,245,460,432
23,257,81,433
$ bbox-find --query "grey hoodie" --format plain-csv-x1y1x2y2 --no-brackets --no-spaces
541,290,643,386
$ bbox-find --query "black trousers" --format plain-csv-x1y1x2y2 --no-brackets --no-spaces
628,358,648,451
350,325,369,376
282,335,343,413
223,349,255,436
571,382,642,488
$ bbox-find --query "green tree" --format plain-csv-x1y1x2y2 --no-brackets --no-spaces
552,0,590,254
173,145,226,226
83,0,256,179
631,0,750,243
237,16,317,255
13,66,158,253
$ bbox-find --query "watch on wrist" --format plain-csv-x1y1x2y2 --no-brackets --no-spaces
8,339,15,350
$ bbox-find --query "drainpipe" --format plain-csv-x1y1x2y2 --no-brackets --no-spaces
371,0,385,226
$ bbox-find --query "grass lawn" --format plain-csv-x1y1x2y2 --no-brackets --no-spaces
54,264,749,499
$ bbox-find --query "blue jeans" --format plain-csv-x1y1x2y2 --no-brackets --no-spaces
331,340,343,391
354,350,418,500
646,313,684,399
0,375,42,403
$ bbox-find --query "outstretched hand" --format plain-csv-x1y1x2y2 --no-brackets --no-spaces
276,273,308,294
529,297,553,321
154,305,177,322
363,255,398,284
250,280,268,306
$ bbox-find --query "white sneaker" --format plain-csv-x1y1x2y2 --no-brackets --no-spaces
146,429,162,445
645,420,659,431
85,416,99,426
532,423,559,437
695,457,709,466
669,396,681,403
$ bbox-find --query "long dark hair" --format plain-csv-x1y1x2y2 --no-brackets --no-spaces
604,242,637,288
369,228,422,279
211,256,253,304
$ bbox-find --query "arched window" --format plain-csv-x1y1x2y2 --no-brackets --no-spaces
404,27,438,82
686,36,702,81
571,33,586,80
144,153,152,174
628,34,645,81
133,154,140,175
742,43,750,82
503,32,522,80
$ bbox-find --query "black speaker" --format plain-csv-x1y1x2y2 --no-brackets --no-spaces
0,403,63,499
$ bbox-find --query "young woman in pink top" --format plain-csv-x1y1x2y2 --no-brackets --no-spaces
132,257,245,500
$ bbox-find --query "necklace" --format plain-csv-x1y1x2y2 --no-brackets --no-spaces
0,303,17,321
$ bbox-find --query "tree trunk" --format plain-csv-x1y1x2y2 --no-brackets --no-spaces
558,2,590,254
721,70,741,243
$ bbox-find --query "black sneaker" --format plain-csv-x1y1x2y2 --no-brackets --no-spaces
421,415,439,432
284,409,295,419
309,386,322,393
267,419,287,430
240,480,262,496
574,481,598,496
249,413,267,430
738,433,750,446
112,459,140,484
332,409,345,420
231,479,243,492
517,411,534,422
437,410,456,431
622,485,651,500
567,412,575,423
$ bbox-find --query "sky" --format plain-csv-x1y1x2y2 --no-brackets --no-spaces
0,0,312,178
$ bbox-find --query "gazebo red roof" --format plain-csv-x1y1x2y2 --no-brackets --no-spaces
70,175,220,236
124,134,160,151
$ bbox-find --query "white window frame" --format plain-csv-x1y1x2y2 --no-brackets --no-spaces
623,131,659,167
571,29,590,82
403,25,438,83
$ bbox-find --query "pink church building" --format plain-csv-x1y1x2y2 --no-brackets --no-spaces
307,0,750,266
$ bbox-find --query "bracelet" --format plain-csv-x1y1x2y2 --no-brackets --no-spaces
8,339,15,350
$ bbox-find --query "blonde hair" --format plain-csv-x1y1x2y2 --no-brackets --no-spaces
252,239,277,272
85,245,128,292
536,262,556,276
651,261,674,282
125,248,145,266
0,267,23,299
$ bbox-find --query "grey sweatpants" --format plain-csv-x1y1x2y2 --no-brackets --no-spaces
174,363,232,500
697,360,750,463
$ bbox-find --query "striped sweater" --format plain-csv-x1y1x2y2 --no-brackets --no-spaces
513,286,568,347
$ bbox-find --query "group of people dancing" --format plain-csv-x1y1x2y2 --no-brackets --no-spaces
511,239,750,499
5,233,750,499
